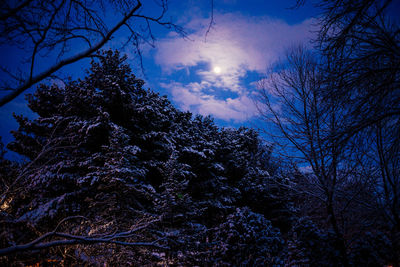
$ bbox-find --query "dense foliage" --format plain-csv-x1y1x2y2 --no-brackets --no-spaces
0,51,291,265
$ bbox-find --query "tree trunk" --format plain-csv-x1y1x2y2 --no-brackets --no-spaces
327,201,349,267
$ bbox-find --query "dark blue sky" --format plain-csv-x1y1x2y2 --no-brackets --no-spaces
0,0,319,159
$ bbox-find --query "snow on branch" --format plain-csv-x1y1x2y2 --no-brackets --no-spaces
0,216,167,256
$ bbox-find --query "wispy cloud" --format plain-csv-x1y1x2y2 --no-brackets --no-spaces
155,12,315,121
161,81,256,121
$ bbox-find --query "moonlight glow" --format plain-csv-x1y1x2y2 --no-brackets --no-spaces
213,66,222,74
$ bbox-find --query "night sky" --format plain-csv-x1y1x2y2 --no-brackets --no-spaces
0,0,319,159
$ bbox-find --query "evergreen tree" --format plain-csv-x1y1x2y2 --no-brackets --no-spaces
0,50,289,265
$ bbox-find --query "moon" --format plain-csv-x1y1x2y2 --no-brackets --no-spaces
213,66,222,74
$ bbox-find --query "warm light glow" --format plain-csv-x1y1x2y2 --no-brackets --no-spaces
213,66,222,74
1,198,11,211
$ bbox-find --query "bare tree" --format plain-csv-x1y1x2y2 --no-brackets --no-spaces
294,0,400,141
289,2,400,262
315,1,400,262
255,46,374,266
0,0,185,107
371,119,400,263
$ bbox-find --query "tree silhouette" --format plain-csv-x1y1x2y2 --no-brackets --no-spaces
0,0,185,107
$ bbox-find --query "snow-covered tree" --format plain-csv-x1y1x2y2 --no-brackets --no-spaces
1,50,290,265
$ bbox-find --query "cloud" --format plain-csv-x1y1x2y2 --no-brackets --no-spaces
161,81,257,122
155,12,315,121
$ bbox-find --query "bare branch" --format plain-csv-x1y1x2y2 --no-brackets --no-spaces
0,0,34,21
0,217,166,256
205,0,215,40
0,1,142,107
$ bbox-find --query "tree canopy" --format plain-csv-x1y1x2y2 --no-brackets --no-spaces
0,50,291,265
